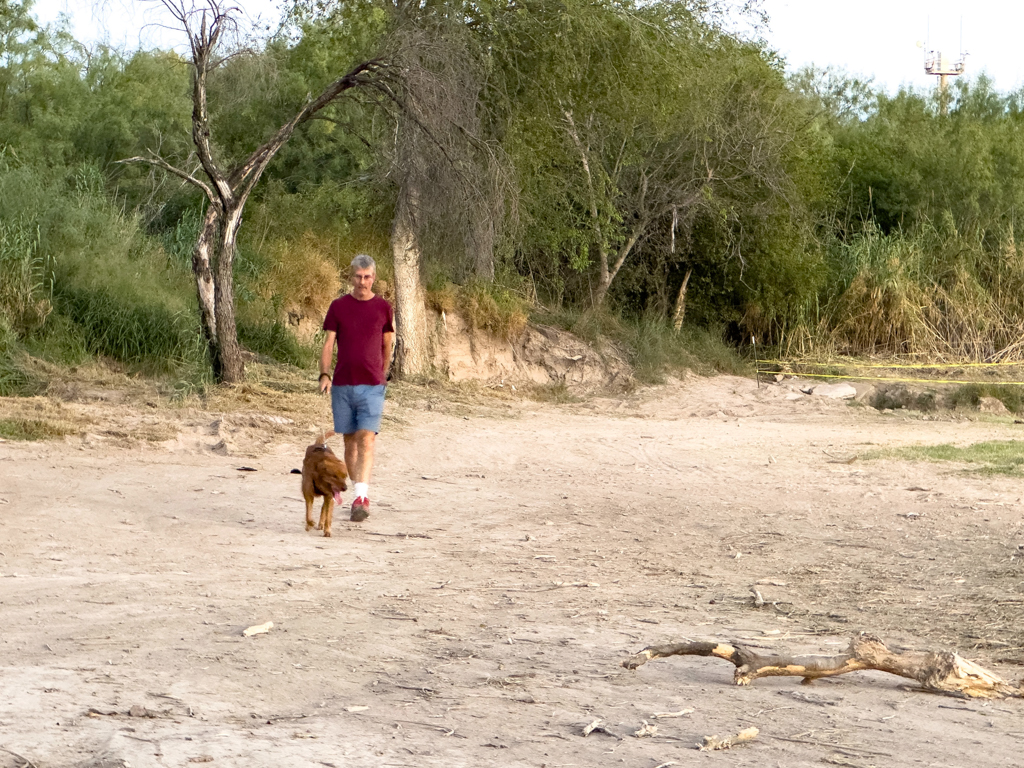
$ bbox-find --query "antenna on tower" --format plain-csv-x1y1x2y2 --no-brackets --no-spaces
923,15,967,114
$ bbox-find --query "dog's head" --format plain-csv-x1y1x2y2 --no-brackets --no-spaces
321,454,349,501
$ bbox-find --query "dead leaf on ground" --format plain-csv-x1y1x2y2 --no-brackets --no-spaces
242,621,273,637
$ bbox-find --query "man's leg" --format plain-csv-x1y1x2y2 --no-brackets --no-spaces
343,430,377,485
344,430,376,521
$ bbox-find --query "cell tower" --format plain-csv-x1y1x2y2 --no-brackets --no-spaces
922,18,967,114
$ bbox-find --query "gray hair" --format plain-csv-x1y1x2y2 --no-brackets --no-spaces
350,254,376,273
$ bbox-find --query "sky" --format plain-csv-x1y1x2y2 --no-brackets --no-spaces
30,0,1024,95
32,0,285,51
761,0,1024,93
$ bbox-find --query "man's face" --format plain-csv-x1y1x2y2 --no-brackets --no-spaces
351,267,375,295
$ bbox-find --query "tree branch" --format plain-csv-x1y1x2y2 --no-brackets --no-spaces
229,61,387,199
606,217,648,285
117,153,216,203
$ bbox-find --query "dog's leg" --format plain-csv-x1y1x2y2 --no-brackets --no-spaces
320,496,334,537
304,493,317,531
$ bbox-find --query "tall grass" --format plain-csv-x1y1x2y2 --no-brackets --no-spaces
0,218,52,335
949,384,1024,414
792,224,1024,361
0,215,52,395
0,159,210,378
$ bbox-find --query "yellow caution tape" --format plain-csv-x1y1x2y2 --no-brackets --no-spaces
758,358,1024,370
758,369,1024,386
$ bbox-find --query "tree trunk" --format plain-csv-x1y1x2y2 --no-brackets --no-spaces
212,206,245,384
472,216,495,281
192,204,220,361
391,177,430,378
593,243,611,307
671,267,693,332
592,223,645,307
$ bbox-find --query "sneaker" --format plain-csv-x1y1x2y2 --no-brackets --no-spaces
350,496,370,522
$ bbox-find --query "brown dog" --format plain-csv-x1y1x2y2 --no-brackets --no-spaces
300,431,348,537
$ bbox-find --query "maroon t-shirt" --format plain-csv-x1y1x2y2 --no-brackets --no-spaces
322,294,394,386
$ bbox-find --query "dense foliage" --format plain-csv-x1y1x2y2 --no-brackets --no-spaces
4,0,1024,393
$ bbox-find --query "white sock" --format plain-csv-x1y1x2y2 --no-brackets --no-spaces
354,482,369,500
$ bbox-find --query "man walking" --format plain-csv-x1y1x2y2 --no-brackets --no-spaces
319,255,395,522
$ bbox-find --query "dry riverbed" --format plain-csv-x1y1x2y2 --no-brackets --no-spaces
2,373,1023,767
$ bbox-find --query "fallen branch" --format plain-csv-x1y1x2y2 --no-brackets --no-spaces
622,634,1024,699
0,746,38,768
699,726,758,751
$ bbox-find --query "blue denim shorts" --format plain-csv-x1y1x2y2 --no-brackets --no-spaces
331,384,387,434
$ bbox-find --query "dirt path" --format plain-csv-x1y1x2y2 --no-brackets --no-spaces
2,375,1023,767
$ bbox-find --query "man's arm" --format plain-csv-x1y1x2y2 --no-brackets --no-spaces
319,331,337,393
382,331,395,381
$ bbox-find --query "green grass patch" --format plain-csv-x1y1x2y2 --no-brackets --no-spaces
0,417,76,441
864,440,1024,477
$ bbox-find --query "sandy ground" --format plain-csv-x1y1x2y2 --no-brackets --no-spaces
2,373,1024,767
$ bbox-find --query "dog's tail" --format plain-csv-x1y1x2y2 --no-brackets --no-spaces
315,429,337,446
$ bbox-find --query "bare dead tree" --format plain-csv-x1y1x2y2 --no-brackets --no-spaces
120,0,389,383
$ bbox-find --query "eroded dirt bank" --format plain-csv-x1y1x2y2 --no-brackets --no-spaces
2,375,1023,767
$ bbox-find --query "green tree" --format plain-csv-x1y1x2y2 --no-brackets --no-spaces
490,0,816,317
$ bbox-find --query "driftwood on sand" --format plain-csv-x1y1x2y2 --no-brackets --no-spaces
623,633,1024,700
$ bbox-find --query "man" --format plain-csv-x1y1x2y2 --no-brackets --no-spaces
319,254,395,522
